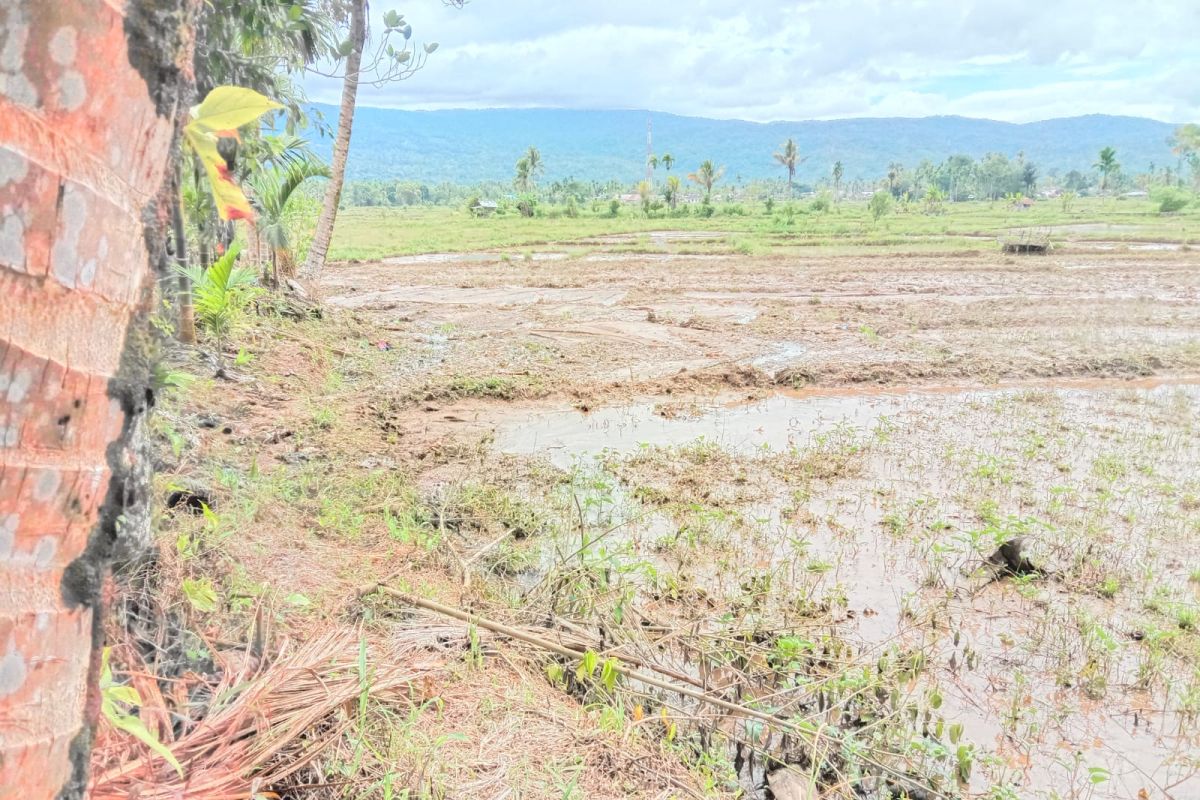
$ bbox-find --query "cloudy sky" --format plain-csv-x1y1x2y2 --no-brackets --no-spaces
304,1,1199,123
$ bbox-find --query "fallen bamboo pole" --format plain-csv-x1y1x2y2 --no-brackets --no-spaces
372,586,807,734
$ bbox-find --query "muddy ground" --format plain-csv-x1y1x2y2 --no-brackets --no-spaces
146,233,1200,799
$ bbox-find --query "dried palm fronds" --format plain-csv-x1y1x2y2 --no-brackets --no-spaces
90,626,443,800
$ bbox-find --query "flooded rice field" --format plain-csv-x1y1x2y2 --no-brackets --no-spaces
316,236,1200,799
482,378,1200,798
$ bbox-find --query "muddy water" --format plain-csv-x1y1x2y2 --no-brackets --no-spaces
489,376,1200,799
492,377,1200,469
494,391,898,469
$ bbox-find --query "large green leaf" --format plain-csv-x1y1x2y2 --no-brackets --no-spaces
190,86,283,135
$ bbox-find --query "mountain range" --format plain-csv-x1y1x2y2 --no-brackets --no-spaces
306,104,1181,185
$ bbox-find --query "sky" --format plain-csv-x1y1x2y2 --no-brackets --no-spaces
303,1,1200,124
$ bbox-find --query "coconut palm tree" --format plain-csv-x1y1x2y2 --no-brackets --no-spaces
687,160,725,202
303,6,440,279
3,0,194,791
832,161,844,199
523,146,543,185
661,153,675,172
514,157,532,193
773,138,803,196
1095,147,1120,193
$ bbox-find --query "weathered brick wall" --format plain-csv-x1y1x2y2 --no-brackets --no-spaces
0,2,193,797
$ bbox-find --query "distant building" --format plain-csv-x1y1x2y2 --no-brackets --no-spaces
1014,196,1035,209
470,199,498,217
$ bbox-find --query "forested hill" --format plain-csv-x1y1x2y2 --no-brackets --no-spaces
307,103,1179,185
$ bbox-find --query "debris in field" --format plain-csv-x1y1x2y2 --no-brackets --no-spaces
765,769,815,800
375,340,392,350
1000,228,1051,254
166,489,213,514
88,629,443,800
263,428,293,444
986,535,1040,576
196,414,220,429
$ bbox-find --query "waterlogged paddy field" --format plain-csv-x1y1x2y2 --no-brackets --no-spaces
485,380,1200,798
306,222,1200,799
156,218,1200,800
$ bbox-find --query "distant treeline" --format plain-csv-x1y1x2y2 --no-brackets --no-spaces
340,149,1195,209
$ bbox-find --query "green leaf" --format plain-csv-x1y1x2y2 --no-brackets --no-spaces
338,38,353,57
576,649,598,681
182,577,218,612
424,41,438,53
105,704,184,778
1088,766,1110,785
106,685,141,706
189,86,282,135
948,722,963,745
285,592,312,607
600,657,618,692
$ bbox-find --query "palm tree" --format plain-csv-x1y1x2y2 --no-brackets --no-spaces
647,154,658,189
665,174,681,210
248,159,330,283
832,161,844,199
661,153,674,172
4,0,193,790
523,145,543,186
773,138,803,197
514,157,532,193
302,0,366,279
1095,147,1119,193
886,162,904,197
687,160,724,201
302,7,440,279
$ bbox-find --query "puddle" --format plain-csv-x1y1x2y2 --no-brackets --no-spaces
1039,223,1144,233
493,376,1200,470
587,230,727,244
493,391,901,470
1070,241,1183,252
327,285,627,309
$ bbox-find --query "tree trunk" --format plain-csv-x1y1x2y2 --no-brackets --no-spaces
0,0,195,796
301,0,366,280
172,179,197,343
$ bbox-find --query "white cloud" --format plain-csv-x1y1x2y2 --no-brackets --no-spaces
302,0,1199,123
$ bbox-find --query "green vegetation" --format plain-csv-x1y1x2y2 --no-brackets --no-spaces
325,194,1199,260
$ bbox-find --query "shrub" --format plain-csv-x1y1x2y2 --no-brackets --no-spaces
516,194,537,218
1151,186,1192,213
565,196,579,217
868,191,892,222
810,192,832,213
608,199,620,217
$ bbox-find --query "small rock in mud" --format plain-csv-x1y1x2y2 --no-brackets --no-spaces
264,429,294,444
167,488,214,514
196,414,220,429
